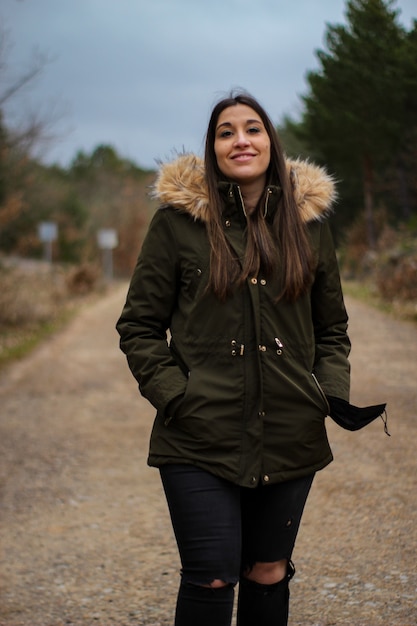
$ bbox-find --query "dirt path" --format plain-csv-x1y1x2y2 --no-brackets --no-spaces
0,284,416,626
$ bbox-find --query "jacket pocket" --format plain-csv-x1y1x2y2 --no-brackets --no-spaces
170,340,190,377
311,372,330,415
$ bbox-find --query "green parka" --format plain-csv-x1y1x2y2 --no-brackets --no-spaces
116,154,351,487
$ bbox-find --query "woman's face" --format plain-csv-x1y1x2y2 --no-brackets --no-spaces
214,104,271,188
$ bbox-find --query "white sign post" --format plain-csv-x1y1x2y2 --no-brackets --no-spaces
97,228,118,280
38,221,58,263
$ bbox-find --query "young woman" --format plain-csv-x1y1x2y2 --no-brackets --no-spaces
116,92,386,626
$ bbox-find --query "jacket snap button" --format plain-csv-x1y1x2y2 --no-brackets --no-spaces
259,345,267,352
258,410,265,417
250,476,257,485
263,475,270,483
251,277,257,284
260,279,266,285
225,220,231,227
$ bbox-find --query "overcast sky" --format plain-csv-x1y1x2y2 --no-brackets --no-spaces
2,0,416,170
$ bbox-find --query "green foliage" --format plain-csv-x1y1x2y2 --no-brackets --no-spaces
294,0,417,246
303,0,406,170
70,144,150,180
56,191,89,262
277,115,316,161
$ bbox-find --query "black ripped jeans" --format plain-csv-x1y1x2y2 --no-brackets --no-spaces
160,464,314,626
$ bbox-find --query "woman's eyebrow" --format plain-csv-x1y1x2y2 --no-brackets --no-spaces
216,118,262,130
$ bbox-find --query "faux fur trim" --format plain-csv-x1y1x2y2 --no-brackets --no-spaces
152,153,337,224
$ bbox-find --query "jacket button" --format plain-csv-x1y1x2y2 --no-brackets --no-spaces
260,279,266,285
250,476,257,485
263,475,270,483
258,410,265,417
225,219,231,227
258,345,267,352
251,277,257,284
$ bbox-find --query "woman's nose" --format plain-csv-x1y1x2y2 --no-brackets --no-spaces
234,132,250,147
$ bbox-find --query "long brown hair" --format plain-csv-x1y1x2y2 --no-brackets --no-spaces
204,91,313,302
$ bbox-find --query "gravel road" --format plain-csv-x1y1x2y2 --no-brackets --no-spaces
0,284,416,626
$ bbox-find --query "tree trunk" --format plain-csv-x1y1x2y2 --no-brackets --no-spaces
362,153,376,249
396,155,411,221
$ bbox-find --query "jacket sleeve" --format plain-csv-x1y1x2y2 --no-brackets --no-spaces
116,208,188,414
310,221,351,402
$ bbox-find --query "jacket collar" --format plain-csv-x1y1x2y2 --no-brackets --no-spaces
219,182,282,226
151,153,336,224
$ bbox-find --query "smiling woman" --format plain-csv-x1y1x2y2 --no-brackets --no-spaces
117,90,385,626
214,105,271,198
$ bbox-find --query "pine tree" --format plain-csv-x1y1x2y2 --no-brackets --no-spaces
302,0,408,247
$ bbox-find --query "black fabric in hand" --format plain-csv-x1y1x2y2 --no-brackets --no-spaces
327,396,390,435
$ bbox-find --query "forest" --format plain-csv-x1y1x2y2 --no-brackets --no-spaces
1,0,416,358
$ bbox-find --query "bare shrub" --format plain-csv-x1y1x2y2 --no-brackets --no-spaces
339,210,389,279
0,259,103,363
376,249,417,302
65,263,100,295
340,211,417,309
0,259,100,329
0,262,68,327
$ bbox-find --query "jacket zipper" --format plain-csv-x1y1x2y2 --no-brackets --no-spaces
236,186,247,217
311,372,331,414
236,185,272,219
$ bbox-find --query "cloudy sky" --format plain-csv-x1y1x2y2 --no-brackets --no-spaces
2,0,416,170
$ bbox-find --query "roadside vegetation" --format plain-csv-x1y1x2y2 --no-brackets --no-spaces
1,0,416,369
0,259,105,368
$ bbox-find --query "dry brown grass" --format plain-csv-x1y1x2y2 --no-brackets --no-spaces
340,222,417,322
0,258,101,367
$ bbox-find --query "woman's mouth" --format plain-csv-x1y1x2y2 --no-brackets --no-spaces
231,153,256,162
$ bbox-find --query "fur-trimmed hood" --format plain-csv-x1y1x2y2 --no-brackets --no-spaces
152,153,337,224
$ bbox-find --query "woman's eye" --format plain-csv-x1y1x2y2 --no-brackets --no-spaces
248,126,261,134
219,130,233,138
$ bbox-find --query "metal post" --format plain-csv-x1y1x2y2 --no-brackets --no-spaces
38,222,58,263
97,229,118,281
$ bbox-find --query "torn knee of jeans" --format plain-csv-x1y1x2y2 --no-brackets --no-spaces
240,558,294,584
182,577,238,589
208,579,232,589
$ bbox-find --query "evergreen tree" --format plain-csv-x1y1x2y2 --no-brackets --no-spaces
301,0,409,247
396,18,417,220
